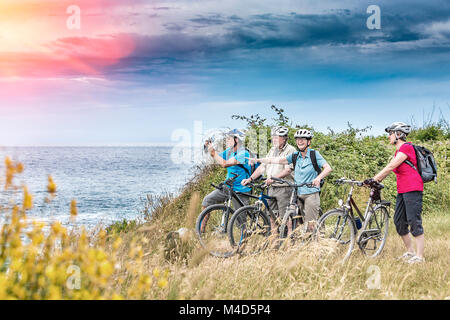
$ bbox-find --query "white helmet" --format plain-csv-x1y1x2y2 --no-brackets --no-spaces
294,129,313,139
226,129,245,141
385,122,412,135
271,126,289,137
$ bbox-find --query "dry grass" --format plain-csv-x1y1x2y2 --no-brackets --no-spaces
1,158,447,300
124,192,449,300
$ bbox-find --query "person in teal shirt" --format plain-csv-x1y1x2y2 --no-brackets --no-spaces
251,129,332,232
202,129,251,211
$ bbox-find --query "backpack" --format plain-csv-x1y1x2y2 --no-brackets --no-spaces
404,143,438,183
291,150,325,188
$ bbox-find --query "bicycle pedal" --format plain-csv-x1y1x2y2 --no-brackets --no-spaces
362,229,381,236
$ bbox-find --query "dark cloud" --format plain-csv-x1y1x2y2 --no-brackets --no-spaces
190,14,228,26
26,1,450,78
157,3,450,58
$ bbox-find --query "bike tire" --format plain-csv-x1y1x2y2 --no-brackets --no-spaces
315,209,356,261
227,206,271,255
279,209,297,240
358,206,389,258
195,204,235,258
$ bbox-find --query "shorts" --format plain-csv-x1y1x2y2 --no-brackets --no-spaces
394,191,424,237
202,188,250,209
267,186,292,219
297,192,321,223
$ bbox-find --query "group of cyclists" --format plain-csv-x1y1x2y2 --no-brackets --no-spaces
202,121,425,264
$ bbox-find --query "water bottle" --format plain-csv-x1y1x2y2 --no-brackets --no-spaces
354,217,362,230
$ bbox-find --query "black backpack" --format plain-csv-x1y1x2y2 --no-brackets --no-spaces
404,143,438,183
291,150,325,188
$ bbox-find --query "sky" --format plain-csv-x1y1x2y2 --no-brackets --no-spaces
0,0,449,146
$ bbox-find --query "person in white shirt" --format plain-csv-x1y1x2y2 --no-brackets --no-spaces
241,126,296,232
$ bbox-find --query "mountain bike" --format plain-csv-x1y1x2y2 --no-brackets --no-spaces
227,177,319,255
195,172,254,258
315,178,390,261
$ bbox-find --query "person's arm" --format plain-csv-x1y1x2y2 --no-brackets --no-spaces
208,144,239,168
248,157,289,165
242,165,264,186
213,151,238,168
274,167,292,179
312,163,332,187
373,152,408,182
266,167,293,185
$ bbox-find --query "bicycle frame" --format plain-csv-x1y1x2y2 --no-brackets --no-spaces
338,180,388,235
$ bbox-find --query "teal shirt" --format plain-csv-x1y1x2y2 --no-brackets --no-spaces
220,147,252,193
286,149,327,195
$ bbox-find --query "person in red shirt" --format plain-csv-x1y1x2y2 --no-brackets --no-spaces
373,122,425,264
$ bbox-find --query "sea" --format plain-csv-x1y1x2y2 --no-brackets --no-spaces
0,146,201,229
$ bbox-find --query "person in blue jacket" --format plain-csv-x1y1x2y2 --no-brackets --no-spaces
202,129,252,211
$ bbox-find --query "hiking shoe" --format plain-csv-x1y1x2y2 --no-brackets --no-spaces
406,256,425,264
397,252,415,261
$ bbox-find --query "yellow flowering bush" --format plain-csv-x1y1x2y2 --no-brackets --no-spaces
0,157,170,300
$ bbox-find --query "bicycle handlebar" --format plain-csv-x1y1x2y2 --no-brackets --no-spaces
335,178,384,189
270,177,315,189
210,172,240,190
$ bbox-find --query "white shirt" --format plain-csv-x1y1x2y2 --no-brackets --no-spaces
259,143,296,185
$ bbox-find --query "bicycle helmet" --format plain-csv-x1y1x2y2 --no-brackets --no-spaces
271,126,289,137
384,122,412,135
226,129,245,141
294,129,313,139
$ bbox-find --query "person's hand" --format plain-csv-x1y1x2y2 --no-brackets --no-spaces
265,178,274,186
312,177,321,187
246,157,258,165
208,144,215,157
241,178,251,186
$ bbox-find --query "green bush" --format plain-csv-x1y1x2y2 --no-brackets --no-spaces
231,106,450,214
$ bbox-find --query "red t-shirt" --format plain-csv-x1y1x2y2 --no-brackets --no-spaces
393,143,424,194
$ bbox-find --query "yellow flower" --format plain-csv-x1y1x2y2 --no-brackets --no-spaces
141,275,152,287
15,162,24,174
157,278,168,289
51,222,64,235
45,265,56,281
70,199,78,218
163,269,170,278
48,285,62,300
153,268,160,278
112,237,123,250
4,157,24,189
31,233,45,245
23,187,33,210
96,249,107,262
98,229,107,240
98,261,113,277
47,175,57,194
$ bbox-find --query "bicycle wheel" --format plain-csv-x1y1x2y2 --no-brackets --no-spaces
279,209,298,240
228,206,271,255
315,209,356,261
195,204,235,258
358,206,389,258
